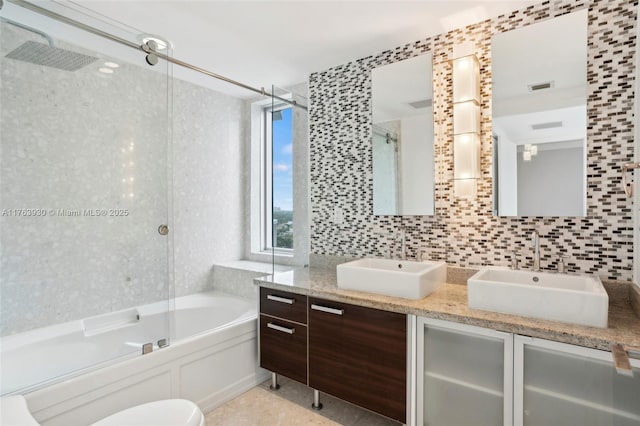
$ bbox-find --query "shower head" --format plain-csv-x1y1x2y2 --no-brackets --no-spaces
5,41,98,71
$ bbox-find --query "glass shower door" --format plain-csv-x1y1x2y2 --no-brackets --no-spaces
372,127,399,215
0,2,173,395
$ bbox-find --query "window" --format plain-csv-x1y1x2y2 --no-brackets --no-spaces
249,93,308,264
263,104,294,253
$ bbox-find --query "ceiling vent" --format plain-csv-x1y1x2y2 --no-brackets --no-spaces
531,121,563,130
528,81,554,92
408,99,432,109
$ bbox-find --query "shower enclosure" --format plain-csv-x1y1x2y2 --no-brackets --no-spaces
0,0,309,402
372,126,400,215
0,1,173,394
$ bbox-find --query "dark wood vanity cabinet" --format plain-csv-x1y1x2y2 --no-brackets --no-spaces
308,297,407,423
259,287,407,423
259,287,308,384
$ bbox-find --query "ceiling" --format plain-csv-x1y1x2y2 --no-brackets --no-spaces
493,105,587,146
372,53,433,123
54,0,539,98
491,10,587,149
492,9,588,116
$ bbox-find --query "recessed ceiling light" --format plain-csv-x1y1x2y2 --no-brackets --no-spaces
531,121,563,130
104,61,119,68
408,99,432,109
98,67,114,74
528,81,555,92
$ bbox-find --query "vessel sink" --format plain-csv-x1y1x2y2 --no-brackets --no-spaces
468,267,608,328
336,258,447,300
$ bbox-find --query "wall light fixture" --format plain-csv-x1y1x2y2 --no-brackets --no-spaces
452,44,481,198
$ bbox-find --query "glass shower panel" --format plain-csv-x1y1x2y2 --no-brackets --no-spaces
270,85,309,273
372,128,399,215
0,4,172,395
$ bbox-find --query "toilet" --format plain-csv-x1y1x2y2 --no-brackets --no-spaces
1,395,205,426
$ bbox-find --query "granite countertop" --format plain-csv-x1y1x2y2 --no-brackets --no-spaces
255,266,640,352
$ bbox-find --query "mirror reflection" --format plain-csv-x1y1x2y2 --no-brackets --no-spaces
372,53,435,216
492,10,588,217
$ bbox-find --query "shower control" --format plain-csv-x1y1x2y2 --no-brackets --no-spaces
142,343,153,355
157,338,169,348
158,224,169,235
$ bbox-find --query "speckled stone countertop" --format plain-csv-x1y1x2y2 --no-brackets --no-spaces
255,266,640,352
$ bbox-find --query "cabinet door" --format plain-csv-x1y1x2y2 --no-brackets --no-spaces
259,315,307,384
514,336,640,426
416,317,513,426
308,298,407,423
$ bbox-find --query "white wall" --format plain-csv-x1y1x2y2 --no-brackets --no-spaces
517,147,584,216
494,128,518,216
172,78,246,297
400,113,434,215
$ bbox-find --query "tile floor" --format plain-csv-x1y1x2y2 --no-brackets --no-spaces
204,377,401,426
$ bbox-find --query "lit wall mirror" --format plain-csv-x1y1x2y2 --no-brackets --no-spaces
492,9,588,217
372,53,435,216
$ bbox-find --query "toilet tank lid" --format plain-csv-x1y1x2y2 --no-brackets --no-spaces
1,395,40,426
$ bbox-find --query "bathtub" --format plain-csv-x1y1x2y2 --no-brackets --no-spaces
1,291,268,425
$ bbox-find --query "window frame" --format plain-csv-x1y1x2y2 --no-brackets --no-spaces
260,102,294,256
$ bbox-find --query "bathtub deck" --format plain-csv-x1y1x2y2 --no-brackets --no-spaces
205,378,400,426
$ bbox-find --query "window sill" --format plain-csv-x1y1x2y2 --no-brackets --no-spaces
252,250,294,259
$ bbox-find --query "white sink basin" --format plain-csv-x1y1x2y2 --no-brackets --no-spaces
468,267,608,328
336,258,447,300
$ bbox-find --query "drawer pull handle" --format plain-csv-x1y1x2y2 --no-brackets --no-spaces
267,322,295,334
267,295,295,305
311,304,344,316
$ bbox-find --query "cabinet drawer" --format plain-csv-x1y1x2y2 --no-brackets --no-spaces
259,315,307,384
308,298,407,423
260,287,307,324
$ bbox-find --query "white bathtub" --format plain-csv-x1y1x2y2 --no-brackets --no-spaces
0,291,267,425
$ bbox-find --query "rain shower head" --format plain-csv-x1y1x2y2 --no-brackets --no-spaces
5,41,98,71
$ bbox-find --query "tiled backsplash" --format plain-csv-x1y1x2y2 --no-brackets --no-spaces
309,0,636,280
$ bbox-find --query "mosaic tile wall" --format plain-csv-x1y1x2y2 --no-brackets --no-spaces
309,0,637,280
1,24,247,335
